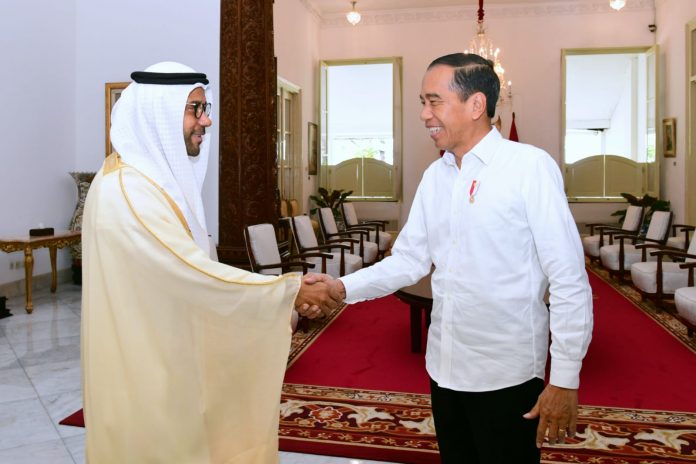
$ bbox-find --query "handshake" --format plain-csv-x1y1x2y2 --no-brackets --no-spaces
294,273,346,319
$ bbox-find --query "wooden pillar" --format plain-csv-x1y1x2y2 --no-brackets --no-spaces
218,0,278,265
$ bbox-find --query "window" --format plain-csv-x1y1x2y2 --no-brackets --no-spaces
319,58,402,201
562,47,658,201
277,78,302,202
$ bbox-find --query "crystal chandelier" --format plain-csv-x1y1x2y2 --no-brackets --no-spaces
609,0,626,10
465,0,511,104
346,1,361,26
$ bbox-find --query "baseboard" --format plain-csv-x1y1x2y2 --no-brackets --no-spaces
0,268,73,300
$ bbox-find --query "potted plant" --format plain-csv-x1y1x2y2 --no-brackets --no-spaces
309,188,353,228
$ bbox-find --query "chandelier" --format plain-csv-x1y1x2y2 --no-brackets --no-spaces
346,1,361,26
609,0,626,10
465,0,511,104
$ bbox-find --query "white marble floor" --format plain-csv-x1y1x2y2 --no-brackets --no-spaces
0,285,396,464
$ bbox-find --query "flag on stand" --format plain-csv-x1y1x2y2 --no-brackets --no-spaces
509,112,519,142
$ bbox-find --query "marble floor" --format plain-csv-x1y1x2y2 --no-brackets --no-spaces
0,284,395,464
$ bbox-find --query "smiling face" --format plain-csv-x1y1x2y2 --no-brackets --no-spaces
419,65,488,160
183,87,212,157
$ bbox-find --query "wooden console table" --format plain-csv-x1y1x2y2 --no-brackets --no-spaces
0,231,81,313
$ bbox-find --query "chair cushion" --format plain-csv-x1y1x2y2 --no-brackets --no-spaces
582,235,601,257
348,233,379,263
342,203,359,227
623,205,643,232
675,287,696,326
600,244,653,271
293,215,319,248
630,261,689,295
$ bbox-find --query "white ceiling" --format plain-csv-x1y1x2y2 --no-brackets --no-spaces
310,0,579,14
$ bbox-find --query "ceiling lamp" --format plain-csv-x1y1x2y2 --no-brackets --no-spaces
346,1,361,26
465,0,510,104
609,0,626,10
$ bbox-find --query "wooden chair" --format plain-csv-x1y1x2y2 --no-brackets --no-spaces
582,205,644,262
341,202,392,259
666,223,695,251
599,211,672,282
631,234,696,310
290,215,362,278
675,261,696,337
317,207,378,265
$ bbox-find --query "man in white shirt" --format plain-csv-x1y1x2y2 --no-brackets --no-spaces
312,53,593,462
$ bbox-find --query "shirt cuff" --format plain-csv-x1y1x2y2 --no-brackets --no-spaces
549,358,582,389
338,272,366,304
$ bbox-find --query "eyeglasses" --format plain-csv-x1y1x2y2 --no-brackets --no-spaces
186,102,212,119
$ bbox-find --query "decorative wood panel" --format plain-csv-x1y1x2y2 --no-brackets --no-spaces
218,0,278,265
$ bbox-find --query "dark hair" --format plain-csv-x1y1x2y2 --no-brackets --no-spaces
428,53,500,118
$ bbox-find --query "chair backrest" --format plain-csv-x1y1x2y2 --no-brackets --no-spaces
319,208,340,237
342,202,359,228
244,224,282,275
687,232,696,262
288,199,301,217
291,215,319,250
645,211,672,242
622,205,644,232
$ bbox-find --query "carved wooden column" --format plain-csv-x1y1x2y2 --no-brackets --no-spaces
218,0,278,265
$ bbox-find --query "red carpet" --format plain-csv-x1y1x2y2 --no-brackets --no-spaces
580,270,696,411
284,295,429,393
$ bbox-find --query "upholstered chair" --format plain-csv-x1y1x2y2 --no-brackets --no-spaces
318,207,379,265
599,210,672,281
631,232,696,309
290,215,363,278
244,223,318,331
582,205,644,262
675,258,696,337
666,224,695,251
341,202,392,259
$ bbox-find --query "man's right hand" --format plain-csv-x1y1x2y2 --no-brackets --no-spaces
294,273,344,317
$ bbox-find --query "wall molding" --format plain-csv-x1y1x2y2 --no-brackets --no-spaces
320,0,654,28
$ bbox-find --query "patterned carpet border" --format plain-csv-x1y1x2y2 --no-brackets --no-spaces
586,260,696,354
280,383,696,463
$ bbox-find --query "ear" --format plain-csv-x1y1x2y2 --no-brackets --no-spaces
470,92,487,120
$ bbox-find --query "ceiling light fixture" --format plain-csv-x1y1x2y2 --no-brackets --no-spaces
609,0,626,11
465,0,510,104
346,1,361,26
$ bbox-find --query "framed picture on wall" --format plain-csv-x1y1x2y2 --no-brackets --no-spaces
308,122,318,175
663,117,676,158
105,82,130,157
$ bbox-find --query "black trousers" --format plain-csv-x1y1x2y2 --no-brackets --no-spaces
430,377,544,464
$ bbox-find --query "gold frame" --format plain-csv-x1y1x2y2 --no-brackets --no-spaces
663,117,676,157
105,82,129,157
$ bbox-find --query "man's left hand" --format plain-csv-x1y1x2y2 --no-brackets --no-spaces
523,384,578,448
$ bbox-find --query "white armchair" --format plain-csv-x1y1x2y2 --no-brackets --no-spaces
631,233,696,309
666,224,695,251
290,215,363,278
341,202,392,259
675,261,696,337
318,207,379,265
582,205,644,262
599,210,672,282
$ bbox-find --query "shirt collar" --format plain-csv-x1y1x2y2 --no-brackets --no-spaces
442,127,503,167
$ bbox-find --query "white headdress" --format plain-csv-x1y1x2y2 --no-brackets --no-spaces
110,62,212,256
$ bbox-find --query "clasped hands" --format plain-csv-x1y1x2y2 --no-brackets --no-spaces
293,273,346,319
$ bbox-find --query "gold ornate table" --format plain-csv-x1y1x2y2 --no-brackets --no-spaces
0,231,81,313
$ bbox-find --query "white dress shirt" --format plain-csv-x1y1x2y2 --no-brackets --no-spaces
340,128,593,392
